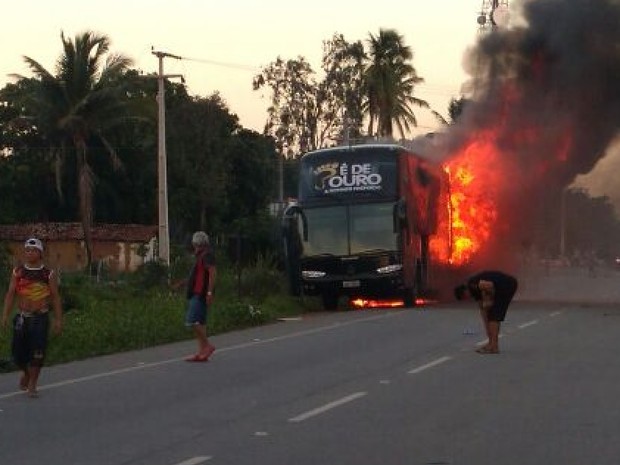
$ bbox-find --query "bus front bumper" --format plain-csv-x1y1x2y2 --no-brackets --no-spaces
301,272,404,298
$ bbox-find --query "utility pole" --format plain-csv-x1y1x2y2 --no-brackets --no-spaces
278,143,288,212
477,0,510,33
560,187,568,258
152,49,183,266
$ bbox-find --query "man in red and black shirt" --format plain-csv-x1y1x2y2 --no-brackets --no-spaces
184,231,217,362
2,238,63,397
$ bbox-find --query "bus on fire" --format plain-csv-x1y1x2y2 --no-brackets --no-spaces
282,143,447,310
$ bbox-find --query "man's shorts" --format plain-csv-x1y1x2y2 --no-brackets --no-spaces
488,280,518,322
185,295,208,326
12,312,50,367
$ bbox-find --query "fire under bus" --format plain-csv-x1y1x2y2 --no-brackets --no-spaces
282,144,447,310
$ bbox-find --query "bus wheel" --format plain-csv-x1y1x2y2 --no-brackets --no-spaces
322,292,339,310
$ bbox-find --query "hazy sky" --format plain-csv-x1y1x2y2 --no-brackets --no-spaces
1,0,483,135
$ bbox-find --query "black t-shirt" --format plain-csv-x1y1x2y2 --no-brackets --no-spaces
467,270,518,304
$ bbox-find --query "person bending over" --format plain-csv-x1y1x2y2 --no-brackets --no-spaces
454,270,518,354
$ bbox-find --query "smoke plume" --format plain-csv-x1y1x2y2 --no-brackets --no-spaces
429,0,620,269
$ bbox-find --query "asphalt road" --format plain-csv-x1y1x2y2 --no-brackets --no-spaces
1,301,619,465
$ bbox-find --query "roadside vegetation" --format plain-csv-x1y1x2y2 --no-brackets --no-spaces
0,247,322,371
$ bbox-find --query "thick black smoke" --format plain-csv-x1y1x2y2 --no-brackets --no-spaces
429,0,620,269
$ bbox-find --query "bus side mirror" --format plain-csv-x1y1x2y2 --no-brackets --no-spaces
283,205,308,242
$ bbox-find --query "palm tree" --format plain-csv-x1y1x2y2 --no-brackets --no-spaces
363,29,429,139
15,31,134,269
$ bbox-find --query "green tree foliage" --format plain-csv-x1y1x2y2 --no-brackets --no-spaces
253,56,322,154
363,29,429,139
321,34,367,144
8,31,136,267
0,150,60,222
0,70,158,225
224,129,278,221
253,34,367,155
164,91,280,247
255,29,431,153
166,92,238,238
89,69,158,224
0,80,66,223
1,72,279,263
0,30,295,268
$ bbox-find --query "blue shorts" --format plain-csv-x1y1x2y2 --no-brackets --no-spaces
185,295,208,326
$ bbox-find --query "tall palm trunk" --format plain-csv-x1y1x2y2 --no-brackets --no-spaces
76,139,94,271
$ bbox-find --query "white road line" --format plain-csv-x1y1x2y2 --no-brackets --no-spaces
407,356,452,374
0,358,183,400
219,312,397,352
518,319,539,329
550,311,563,317
288,391,367,423
173,457,212,465
0,312,399,399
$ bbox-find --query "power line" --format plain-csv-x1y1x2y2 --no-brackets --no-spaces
175,55,259,72
165,54,465,94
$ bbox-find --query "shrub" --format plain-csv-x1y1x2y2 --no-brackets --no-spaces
210,300,270,334
0,241,12,292
0,242,305,370
129,260,170,290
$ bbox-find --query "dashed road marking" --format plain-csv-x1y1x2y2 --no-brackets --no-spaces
173,456,212,465
288,391,367,423
408,356,452,374
518,319,539,329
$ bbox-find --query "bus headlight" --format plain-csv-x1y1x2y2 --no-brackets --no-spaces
302,270,326,278
376,264,403,274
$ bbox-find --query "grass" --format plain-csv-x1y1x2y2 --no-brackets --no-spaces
0,256,321,371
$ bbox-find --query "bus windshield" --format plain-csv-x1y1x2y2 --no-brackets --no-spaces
300,202,397,257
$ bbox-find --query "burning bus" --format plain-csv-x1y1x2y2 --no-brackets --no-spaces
281,143,450,310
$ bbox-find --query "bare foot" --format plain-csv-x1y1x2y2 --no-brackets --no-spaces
19,374,29,391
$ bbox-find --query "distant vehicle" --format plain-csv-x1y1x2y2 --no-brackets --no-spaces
281,144,447,310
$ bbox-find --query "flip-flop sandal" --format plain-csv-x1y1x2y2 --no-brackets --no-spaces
201,346,215,360
476,347,499,354
185,353,209,362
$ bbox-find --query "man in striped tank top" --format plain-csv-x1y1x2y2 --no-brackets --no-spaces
2,238,63,397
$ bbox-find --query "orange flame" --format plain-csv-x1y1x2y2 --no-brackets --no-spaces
350,298,438,309
431,131,500,266
350,298,404,309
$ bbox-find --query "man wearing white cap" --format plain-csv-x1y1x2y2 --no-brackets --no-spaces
2,237,63,397
184,231,216,362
